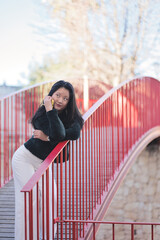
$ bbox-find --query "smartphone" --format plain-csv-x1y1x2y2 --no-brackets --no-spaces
52,99,54,108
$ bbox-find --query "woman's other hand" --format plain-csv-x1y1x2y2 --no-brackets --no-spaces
33,130,49,141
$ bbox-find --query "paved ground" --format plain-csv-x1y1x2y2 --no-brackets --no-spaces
0,179,15,240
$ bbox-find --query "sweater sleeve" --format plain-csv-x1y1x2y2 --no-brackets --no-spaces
46,109,81,142
46,109,66,141
64,121,81,140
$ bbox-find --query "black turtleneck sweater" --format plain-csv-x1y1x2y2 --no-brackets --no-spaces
24,109,81,160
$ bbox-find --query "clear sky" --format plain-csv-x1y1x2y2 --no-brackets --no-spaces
0,0,53,86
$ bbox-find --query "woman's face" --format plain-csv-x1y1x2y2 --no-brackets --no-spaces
52,87,70,111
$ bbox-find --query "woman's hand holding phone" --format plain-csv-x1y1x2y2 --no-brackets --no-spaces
43,96,54,112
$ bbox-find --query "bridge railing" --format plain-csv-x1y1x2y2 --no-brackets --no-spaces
0,81,96,188
21,77,160,239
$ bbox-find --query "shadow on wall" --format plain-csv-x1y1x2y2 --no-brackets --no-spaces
147,137,160,151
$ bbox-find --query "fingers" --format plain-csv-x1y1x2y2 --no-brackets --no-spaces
44,96,52,103
43,96,53,111
33,130,41,138
33,130,48,141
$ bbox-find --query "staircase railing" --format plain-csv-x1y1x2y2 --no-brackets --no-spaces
20,77,160,239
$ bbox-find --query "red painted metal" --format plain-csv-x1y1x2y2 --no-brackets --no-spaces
3,99,6,184
24,192,27,240
46,169,50,240
21,77,160,239
61,219,160,240
42,175,45,240
36,182,39,240
69,141,71,239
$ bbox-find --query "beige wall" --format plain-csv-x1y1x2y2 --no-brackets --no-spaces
96,144,160,240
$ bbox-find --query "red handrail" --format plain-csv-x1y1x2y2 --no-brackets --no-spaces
20,77,160,239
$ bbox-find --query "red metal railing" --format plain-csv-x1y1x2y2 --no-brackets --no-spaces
0,81,96,188
21,77,160,239
61,219,160,240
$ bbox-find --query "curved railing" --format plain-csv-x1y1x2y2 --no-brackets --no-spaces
21,77,160,239
0,81,96,188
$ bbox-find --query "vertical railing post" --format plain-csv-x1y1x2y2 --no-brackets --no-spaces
24,192,27,240
72,221,75,239
126,84,128,154
76,141,78,239
85,120,88,212
129,82,132,148
69,141,71,239
111,96,115,178
56,157,59,239
72,142,75,236
46,169,50,240
29,190,33,240
117,90,120,169
82,128,85,237
52,162,55,239
151,225,154,240
25,90,28,142
36,182,39,240
99,108,102,202
60,151,63,240
112,223,115,240
79,137,82,237
93,223,96,240
7,98,9,180
3,98,6,184
131,224,134,240
88,118,91,218
10,96,13,177
121,87,124,161
42,175,45,240
91,115,94,218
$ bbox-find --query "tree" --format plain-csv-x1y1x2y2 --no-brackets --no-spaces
29,0,160,89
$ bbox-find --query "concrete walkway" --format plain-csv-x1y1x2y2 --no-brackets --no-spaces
0,179,15,240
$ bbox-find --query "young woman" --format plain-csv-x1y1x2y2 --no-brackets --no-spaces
12,80,84,240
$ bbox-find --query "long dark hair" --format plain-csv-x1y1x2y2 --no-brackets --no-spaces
31,80,84,128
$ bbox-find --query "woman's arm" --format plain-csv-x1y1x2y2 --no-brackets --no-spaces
46,109,66,141
33,118,81,142
34,99,81,142
47,111,81,142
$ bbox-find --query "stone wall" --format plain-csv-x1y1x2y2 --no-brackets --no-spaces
96,144,160,240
